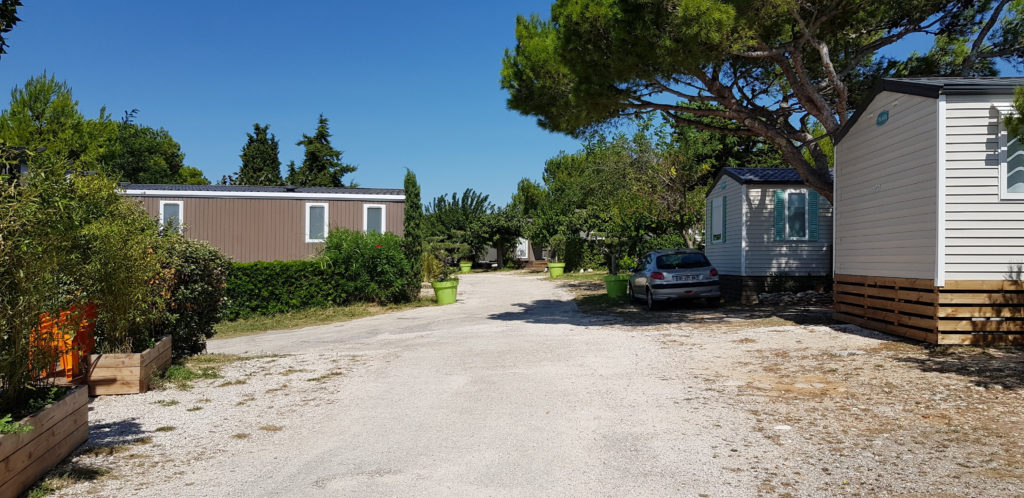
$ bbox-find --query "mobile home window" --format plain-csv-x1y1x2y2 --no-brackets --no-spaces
1002,125,1024,199
363,204,385,234
786,192,808,239
306,203,328,242
710,196,724,243
159,201,183,233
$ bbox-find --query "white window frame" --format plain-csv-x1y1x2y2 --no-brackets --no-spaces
158,200,184,233
305,202,328,243
710,196,724,244
363,203,386,233
998,114,1024,201
782,189,810,241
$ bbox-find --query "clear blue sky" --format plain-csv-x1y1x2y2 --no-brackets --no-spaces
0,4,1019,204
0,1,578,204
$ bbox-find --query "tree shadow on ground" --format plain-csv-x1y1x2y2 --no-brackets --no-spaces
487,291,837,329
892,346,1024,390
83,415,147,448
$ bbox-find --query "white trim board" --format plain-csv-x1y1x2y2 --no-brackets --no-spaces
362,203,387,233
305,202,329,243
123,188,403,201
935,95,946,288
159,200,184,233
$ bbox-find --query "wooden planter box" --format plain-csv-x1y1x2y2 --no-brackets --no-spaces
0,386,89,498
84,335,172,396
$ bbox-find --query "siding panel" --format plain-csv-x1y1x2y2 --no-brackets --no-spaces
743,185,833,276
132,197,405,262
704,176,742,274
943,94,1024,280
834,91,938,279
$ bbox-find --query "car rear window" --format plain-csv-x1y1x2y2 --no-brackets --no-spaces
655,253,711,270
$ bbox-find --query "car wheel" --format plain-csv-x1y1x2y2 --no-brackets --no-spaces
628,282,639,304
646,288,658,311
705,297,720,308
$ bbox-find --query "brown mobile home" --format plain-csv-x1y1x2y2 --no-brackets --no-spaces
121,184,405,262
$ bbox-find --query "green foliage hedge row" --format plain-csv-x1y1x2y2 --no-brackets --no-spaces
224,229,416,320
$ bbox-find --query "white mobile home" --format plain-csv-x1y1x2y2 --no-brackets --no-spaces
833,77,1024,344
705,168,833,303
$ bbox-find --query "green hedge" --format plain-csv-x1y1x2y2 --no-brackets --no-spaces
223,229,416,320
224,260,343,320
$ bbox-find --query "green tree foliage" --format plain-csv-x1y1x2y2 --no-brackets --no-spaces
99,111,197,184
501,1,1022,201
1007,86,1024,140
424,189,495,260
0,75,206,184
0,73,99,170
286,114,356,187
1,161,167,413
402,169,424,294
0,0,21,60
233,123,283,186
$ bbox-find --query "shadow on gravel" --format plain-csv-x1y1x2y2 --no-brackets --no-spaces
893,346,1024,390
86,418,147,448
487,300,619,326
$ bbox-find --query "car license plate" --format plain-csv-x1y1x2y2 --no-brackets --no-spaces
674,275,698,282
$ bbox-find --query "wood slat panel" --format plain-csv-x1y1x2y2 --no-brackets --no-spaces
0,422,88,498
834,303,937,330
835,274,936,289
833,312,939,343
937,320,1024,332
938,292,1024,304
0,387,86,463
943,280,1024,291
937,333,1024,345
937,306,1024,318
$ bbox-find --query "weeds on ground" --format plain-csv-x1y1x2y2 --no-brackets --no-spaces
27,463,110,498
546,270,608,282
151,354,247,390
213,299,436,340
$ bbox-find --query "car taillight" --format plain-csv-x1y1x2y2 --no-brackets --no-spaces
709,268,719,277
651,272,665,280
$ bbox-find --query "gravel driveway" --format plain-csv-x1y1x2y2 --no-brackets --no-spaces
59,272,1024,496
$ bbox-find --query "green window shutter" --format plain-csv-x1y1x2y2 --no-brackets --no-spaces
808,190,819,241
773,190,785,241
721,196,727,243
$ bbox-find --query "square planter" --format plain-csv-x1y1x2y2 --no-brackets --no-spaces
0,386,89,498
84,335,172,396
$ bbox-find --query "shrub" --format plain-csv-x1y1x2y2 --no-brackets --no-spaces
320,229,414,304
155,236,231,358
0,161,163,415
223,260,343,320
637,234,695,256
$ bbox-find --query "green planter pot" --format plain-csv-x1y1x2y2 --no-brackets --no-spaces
604,274,630,298
459,261,473,273
548,262,566,278
431,279,459,305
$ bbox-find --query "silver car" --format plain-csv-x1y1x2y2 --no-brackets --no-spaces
628,249,721,310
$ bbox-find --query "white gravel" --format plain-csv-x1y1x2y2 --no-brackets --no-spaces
56,272,1024,496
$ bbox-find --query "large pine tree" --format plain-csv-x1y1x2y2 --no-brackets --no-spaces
235,123,283,186
286,114,356,187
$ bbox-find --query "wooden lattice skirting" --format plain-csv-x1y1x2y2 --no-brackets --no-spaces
833,274,1024,345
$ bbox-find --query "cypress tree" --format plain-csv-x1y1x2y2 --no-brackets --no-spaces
289,114,355,187
235,123,283,186
403,169,423,298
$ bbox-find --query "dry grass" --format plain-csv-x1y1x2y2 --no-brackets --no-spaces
213,299,436,340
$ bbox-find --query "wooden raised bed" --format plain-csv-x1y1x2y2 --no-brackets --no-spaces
84,335,172,396
834,274,1024,345
0,386,89,498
